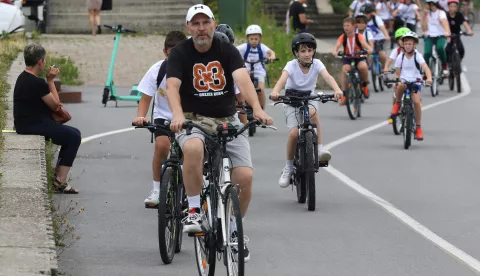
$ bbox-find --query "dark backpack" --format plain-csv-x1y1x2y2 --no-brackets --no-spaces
400,52,422,73
243,43,264,68
342,33,362,52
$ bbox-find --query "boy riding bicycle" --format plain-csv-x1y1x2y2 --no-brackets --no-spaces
236,24,277,110
332,17,373,104
391,31,433,141
446,0,473,66
356,13,374,50
363,3,391,75
270,33,343,188
132,31,187,207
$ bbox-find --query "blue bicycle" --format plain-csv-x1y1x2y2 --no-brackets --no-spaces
370,53,384,92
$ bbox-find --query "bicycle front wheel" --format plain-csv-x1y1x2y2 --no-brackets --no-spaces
371,61,379,93
224,185,245,276
158,167,179,264
305,131,316,211
296,144,306,203
403,103,413,149
345,81,359,120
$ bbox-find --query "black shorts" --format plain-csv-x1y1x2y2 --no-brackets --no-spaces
343,57,368,67
154,118,170,138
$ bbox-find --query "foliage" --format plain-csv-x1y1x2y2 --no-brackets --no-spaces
39,55,83,86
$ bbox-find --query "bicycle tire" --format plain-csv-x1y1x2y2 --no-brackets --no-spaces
305,132,316,211
379,73,384,91
392,114,402,135
194,195,216,276
403,103,412,149
224,185,245,276
355,84,362,118
175,185,186,253
371,62,379,93
430,58,438,97
345,80,359,120
453,52,462,93
158,167,178,264
448,71,455,91
296,143,306,204
456,72,462,93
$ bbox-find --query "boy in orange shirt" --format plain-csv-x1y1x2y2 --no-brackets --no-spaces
332,17,373,104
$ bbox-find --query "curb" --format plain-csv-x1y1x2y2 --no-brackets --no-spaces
0,53,59,276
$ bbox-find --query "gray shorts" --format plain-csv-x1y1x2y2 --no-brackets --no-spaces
283,102,319,131
374,40,386,53
253,73,265,84
176,118,253,168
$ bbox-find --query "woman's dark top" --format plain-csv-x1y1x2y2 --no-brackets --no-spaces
13,71,53,128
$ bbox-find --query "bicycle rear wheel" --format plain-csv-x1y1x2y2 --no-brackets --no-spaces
430,58,438,97
194,196,216,276
453,52,462,93
158,167,179,264
224,185,245,276
305,132,316,211
403,103,413,149
371,60,379,93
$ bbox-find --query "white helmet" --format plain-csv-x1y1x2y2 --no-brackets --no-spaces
402,31,419,43
246,24,262,36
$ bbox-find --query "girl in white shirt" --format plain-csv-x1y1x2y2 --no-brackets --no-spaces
270,33,343,188
421,0,451,76
399,0,420,31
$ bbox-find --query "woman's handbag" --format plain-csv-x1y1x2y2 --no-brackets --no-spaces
52,104,72,124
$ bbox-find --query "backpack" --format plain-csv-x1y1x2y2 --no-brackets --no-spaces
342,33,363,53
243,43,265,68
399,51,422,73
150,59,168,123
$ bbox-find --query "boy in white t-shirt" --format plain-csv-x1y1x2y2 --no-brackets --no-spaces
384,27,411,72
392,32,432,141
363,3,391,67
132,31,187,207
237,24,276,110
270,33,343,188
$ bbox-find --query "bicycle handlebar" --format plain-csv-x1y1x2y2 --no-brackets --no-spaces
269,92,337,104
336,50,368,59
384,78,430,87
244,58,279,66
182,120,276,139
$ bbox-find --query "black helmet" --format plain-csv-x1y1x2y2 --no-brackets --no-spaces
215,24,235,44
361,3,375,14
213,31,230,45
291,33,317,56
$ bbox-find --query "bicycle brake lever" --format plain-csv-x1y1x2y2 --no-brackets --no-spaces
261,125,277,130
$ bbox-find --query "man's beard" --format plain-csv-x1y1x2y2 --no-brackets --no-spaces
193,33,212,46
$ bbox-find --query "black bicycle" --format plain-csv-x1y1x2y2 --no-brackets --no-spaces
244,58,278,137
133,122,186,264
384,78,428,149
272,91,336,211
337,50,368,120
448,32,472,93
182,120,275,276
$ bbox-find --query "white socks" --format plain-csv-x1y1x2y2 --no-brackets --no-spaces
153,181,160,192
286,160,293,169
187,195,201,209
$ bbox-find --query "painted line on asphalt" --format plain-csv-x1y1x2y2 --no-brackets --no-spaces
323,74,480,274
81,127,135,144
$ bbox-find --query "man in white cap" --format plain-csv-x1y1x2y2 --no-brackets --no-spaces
166,3,274,263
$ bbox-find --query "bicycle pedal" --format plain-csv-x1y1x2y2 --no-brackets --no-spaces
144,204,158,209
319,161,329,167
188,232,205,237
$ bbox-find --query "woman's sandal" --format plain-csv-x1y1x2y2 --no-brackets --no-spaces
53,178,79,194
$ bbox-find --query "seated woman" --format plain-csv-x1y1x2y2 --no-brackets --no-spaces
13,43,82,194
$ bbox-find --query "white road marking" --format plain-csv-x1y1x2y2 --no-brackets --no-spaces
323,74,480,273
79,75,480,272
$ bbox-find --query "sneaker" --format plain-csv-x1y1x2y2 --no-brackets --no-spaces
363,86,369,99
391,103,400,116
182,209,203,233
144,190,159,207
442,66,449,77
415,127,424,141
279,166,293,188
231,231,250,263
339,96,347,106
318,148,332,163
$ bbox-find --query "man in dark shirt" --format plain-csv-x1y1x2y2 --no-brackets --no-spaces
289,0,313,33
166,4,273,263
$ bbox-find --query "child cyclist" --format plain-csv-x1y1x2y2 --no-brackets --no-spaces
132,31,187,207
384,27,411,72
446,0,473,65
355,13,374,50
332,17,373,104
237,24,276,110
270,33,343,188
391,31,433,141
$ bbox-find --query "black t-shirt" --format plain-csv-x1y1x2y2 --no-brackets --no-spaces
447,12,465,34
289,1,306,31
13,71,52,127
166,37,245,118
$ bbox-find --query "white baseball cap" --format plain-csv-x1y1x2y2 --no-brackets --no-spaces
186,4,215,24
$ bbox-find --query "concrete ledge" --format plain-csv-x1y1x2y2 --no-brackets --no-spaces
0,54,58,275
58,91,82,103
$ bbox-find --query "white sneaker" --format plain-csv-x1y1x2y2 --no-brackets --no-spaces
442,69,449,77
182,212,203,233
278,166,293,188
144,190,159,207
318,149,332,162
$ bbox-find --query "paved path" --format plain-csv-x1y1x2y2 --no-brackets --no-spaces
52,34,480,276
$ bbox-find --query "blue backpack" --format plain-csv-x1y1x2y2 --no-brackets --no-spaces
243,43,265,69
